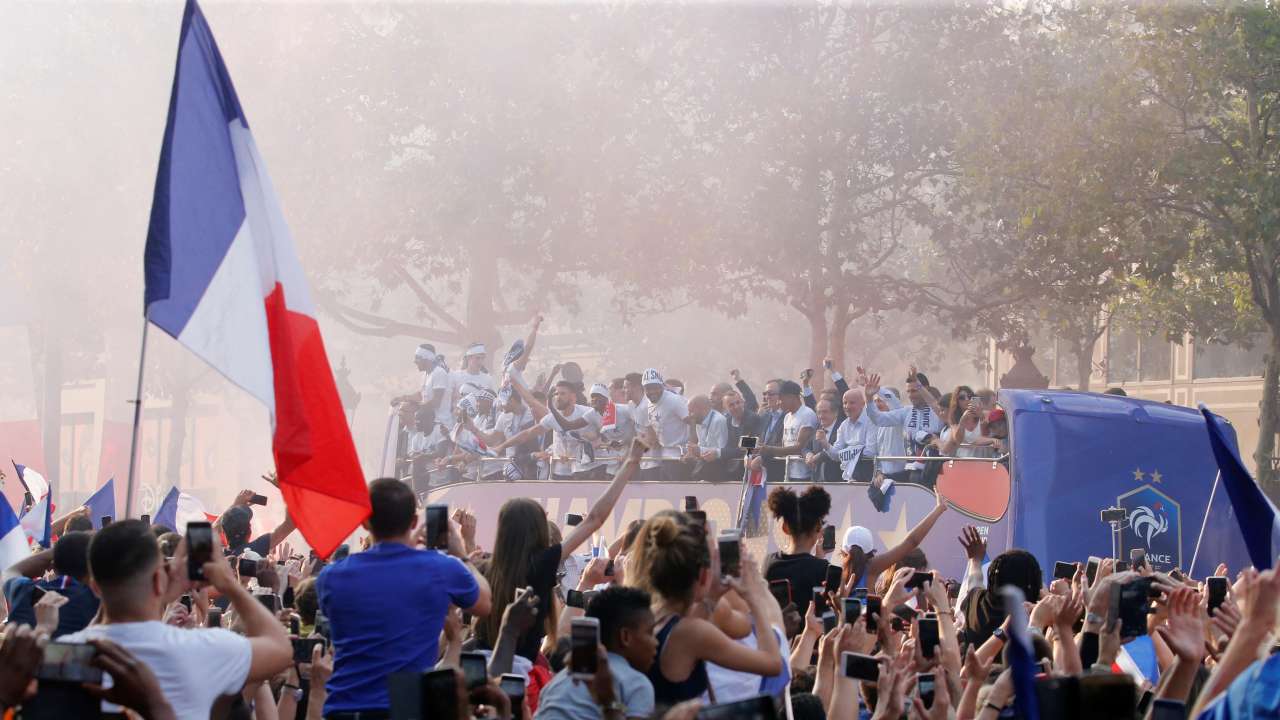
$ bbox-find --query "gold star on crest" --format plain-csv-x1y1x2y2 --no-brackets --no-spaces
1151,469,1163,484
1132,468,1145,482
878,506,911,550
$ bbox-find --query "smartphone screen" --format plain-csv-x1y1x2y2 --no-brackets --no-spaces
906,570,934,590
422,669,461,720
570,619,600,677
425,504,449,550
684,496,698,512
822,524,836,552
207,608,223,628
918,673,936,709
179,594,192,611
1150,698,1185,720
604,559,615,577
865,595,882,632
186,521,213,582
255,593,279,613
841,651,879,681
824,564,843,593
696,694,776,720
812,586,829,616
36,642,103,684
566,589,586,609
1086,557,1101,585
822,611,837,634
1130,548,1148,571
918,616,940,659
140,514,151,525
249,493,269,506
460,651,488,689
499,674,525,706
718,531,741,578
1207,576,1228,615
1054,561,1076,580
238,557,259,578
292,637,326,663
1115,560,1130,572
769,579,792,608
565,513,584,527
843,597,862,624
290,616,301,635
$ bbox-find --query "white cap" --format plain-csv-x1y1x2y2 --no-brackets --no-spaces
842,526,874,553
464,343,486,357
589,383,609,398
642,368,664,386
415,345,436,362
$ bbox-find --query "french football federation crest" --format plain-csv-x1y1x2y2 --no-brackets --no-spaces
1117,484,1182,571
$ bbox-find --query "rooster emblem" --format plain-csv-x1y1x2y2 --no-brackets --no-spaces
1130,502,1169,547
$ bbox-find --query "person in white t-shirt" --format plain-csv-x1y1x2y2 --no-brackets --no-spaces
496,381,601,479
467,385,539,480
635,368,691,482
756,380,818,480
452,342,497,401
61,520,291,719
623,372,660,479
590,383,634,477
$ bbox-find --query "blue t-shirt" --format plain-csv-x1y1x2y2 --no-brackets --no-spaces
3,575,100,638
1198,652,1280,719
317,543,479,713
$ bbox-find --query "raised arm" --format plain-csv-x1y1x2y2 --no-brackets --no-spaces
559,440,646,558
862,374,903,428
514,315,542,371
865,493,949,578
507,369,549,421
731,370,759,414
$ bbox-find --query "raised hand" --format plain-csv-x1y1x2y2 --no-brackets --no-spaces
1157,586,1207,663
33,590,69,635
958,526,985,561
0,625,43,709
864,373,882,400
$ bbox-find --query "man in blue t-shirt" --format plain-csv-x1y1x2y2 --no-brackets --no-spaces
318,478,491,717
2,531,99,638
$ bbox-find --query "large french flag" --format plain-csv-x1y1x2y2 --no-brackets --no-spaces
1200,405,1280,570
143,0,369,557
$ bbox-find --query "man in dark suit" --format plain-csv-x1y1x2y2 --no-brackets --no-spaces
803,358,852,426
720,390,763,482
806,397,844,483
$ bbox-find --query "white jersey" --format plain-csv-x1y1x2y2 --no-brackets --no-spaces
540,404,603,476
637,390,690,458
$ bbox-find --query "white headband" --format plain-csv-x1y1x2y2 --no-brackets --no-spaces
464,343,486,358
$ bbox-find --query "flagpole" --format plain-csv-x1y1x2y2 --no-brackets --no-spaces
1188,470,1221,576
124,316,150,520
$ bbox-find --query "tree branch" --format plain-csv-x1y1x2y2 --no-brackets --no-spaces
388,264,468,333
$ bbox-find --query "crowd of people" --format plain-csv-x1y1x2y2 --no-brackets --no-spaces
391,316,1011,493
2,463,1279,719
1,319,1274,719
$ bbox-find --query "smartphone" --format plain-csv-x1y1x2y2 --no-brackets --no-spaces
1150,698,1186,720
812,586,829,615
256,593,280,613
822,611,837,634
695,693,776,720
292,637,326,663
918,615,940,659
100,516,113,527
249,493,269,506
865,595,882,632
824,564,843,593
843,597,863,624
499,673,525,709
718,530,741,578
421,668,461,720
604,559,615,577
179,594,192,611
565,513,584,527
853,588,868,601
687,510,707,527
918,672,936,709
238,557,260,578
1207,576,1229,616
684,496,699,512
207,608,223,628
140,513,151,525
36,642,103,684
460,651,488,689
822,524,836,552
1086,556,1101,585
1054,561,1076,580
1130,548,1148,571
30,585,46,604
570,618,600,678
290,616,301,635
565,589,598,609
425,504,449,550
283,585,295,609
186,521,213,582
1111,577,1153,639
906,570,934,590
841,651,879,681
1115,560,1130,572
768,579,792,608
738,435,758,450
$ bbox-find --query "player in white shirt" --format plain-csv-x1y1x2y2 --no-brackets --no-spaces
589,383,634,477
452,342,497,400
496,381,602,479
756,380,818,480
636,368,692,482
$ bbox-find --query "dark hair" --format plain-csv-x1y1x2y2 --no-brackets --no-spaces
52,531,92,580
151,524,173,539
912,371,931,387
988,549,1043,603
554,380,577,393
66,515,94,533
586,586,653,648
778,380,802,397
624,372,643,386
636,515,709,603
766,485,831,537
367,478,417,539
482,498,551,648
610,378,625,390
295,577,318,624
946,385,976,425
87,520,160,588
790,693,826,720
1104,387,1128,397
222,506,253,548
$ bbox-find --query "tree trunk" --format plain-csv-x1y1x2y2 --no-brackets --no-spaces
465,249,503,358
1254,328,1280,488
165,386,190,489
1074,341,1093,393
41,332,61,488
826,305,852,390
806,310,829,383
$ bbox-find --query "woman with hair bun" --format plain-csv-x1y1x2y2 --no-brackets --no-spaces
762,485,833,616
627,514,782,706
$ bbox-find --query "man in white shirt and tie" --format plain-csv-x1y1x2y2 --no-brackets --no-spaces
684,394,728,482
